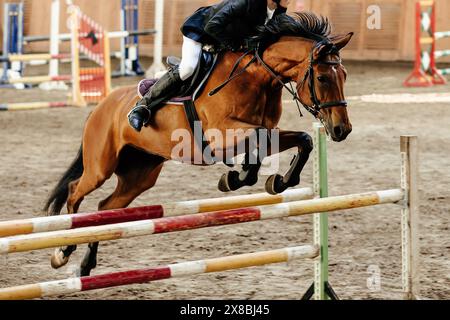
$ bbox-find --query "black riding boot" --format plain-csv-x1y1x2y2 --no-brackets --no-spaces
128,67,182,132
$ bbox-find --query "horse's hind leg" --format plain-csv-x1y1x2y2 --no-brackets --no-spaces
49,179,81,269
50,159,117,269
78,149,165,277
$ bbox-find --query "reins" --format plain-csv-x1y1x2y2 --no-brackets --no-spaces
208,41,348,119
208,50,257,97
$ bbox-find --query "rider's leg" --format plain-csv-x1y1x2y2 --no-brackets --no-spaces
128,37,202,132
179,36,202,80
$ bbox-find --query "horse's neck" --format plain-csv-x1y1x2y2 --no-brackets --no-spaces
198,40,310,127
211,52,273,99
262,37,312,80
216,52,284,127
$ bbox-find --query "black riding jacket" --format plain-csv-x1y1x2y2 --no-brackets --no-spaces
181,0,287,47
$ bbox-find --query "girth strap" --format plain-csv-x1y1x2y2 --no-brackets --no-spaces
183,99,215,164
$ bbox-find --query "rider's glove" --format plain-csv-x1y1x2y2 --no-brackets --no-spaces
243,37,260,51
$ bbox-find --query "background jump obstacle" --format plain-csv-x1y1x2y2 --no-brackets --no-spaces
0,0,160,82
404,0,450,87
0,3,111,111
117,0,146,77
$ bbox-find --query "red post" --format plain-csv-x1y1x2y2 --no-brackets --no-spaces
430,1,446,84
404,0,446,87
404,2,432,87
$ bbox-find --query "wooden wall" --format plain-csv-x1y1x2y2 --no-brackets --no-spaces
300,0,450,62
1,0,450,62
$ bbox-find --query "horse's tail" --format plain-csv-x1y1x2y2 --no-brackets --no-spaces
44,144,84,216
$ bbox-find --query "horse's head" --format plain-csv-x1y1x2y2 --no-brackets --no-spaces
295,34,353,142
258,12,353,142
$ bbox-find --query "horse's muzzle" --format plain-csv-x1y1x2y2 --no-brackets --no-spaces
330,123,352,142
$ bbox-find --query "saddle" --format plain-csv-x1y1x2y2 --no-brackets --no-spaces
138,51,218,163
138,51,218,103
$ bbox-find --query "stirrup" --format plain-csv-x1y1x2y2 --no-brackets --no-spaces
127,105,151,125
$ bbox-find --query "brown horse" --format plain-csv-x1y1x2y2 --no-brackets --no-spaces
45,12,353,276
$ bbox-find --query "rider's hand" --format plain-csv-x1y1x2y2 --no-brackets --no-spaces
216,41,244,52
226,41,242,52
243,37,259,51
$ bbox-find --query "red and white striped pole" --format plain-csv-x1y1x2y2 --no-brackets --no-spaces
0,188,313,237
0,189,404,254
0,245,319,300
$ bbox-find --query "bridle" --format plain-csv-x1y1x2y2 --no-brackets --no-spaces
254,41,348,118
209,40,348,119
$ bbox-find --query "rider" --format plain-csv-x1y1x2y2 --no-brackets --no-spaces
128,0,290,132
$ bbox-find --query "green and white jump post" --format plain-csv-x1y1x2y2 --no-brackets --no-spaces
304,123,334,300
305,123,419,300
300,123,337,300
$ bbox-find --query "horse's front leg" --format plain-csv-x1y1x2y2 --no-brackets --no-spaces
213,125,270,192
265,130,313,195
218,146,263,192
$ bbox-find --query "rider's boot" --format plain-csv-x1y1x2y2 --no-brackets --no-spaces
128,67,182,132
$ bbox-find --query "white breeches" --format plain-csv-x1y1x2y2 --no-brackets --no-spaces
179,36,203,81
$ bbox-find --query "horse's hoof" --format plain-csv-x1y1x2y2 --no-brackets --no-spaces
50,248,70,269
265,174,288,195
218,173,231,192
218,171,240,192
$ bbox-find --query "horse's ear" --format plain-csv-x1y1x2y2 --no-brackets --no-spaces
313,42,335,60
331,32,354,51
313,32,353,60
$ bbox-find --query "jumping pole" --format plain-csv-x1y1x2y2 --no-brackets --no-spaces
0,245,319,300
0,188,314,237
0,189,404,255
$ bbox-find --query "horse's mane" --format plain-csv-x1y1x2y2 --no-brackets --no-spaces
255,12,332,45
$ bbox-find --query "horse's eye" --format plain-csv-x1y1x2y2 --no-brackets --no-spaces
317,75,328,83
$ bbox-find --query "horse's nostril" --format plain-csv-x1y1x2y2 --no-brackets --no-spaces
333,126,343,138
